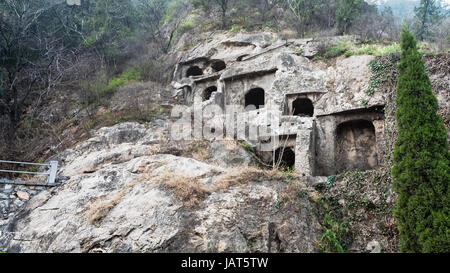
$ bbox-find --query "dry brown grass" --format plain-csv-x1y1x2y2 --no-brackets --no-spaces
217,167,298,186
214,167,266,190
85,180,139,224
160,173,212,208
156,166,294,208
191,149,211,162
221,138,240,152
184,140,212,160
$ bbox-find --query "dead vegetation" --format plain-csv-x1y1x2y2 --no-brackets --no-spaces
215,167,293,189
85,180,140,224
156,166,307,208
156,139,241,163
162,175,212,208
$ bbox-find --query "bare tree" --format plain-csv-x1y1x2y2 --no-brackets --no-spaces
0,0,73,153
350,6,399,41
194,0,234,29
429,16,450,50
414,0,443,41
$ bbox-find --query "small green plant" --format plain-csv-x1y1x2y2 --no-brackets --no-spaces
264,22,275,30
230,25,242,33
283,166,294,174
114,115,133,124
274,200,284,209
324,45,347,59
239,141,254,153
159,106,170,115
326,175,336,190
313,55,326,61
361,99,369,108
367,59,393,96
319,213,350,253
293,46,303,56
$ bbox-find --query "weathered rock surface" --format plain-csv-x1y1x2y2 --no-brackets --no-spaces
0,122,321,253
209,140,255,168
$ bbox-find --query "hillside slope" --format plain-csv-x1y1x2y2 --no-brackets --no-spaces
0,32,448,253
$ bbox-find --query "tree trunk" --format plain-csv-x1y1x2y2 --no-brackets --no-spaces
221,8,226,29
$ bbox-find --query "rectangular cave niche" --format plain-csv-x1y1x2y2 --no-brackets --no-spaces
335,119,378,173
292,98,314,117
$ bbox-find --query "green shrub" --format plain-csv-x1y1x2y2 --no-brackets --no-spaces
367,59,394,96
391,27,449,253
345,43,400,57
178,17,195,34
230,25,242,33
324,45,347,59
81,75,114,106
81,67,142,106
114,115,133,124
293,46,304,56
377,43,401,56
319,213,350,253
108,68,141,89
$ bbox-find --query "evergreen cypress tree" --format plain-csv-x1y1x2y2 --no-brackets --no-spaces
392,26,450,253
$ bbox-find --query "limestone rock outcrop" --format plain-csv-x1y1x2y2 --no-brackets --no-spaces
0,122,321,253
1,32,448,253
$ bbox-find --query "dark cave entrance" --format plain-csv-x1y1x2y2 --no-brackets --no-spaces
336,119,378,173
211,60,226,72
245,88,265,110
274,147,296,170
186,66,203,77
203,86,217,101
292,98,314,117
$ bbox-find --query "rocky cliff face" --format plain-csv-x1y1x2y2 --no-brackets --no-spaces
0,122,320,253
0,32,448,253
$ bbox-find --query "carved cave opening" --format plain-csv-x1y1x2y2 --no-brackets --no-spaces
336,119,378,173
186,66,203,77
274,147,296,170
245,88,265,110
203,86,217,101
292,98,314,117
211,60,226,72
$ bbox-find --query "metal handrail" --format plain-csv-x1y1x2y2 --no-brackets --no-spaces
0,160,59,187
0,170,50,175
0,160,51,166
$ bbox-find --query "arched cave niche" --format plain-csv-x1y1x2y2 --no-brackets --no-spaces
336,119,378,173
292,98,314,117
274,147,296,170
203,86,217,101
211,60,226,72
186,66,203,77
245,88,265,110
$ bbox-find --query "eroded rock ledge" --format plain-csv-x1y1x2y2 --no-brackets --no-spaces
0,122,320,253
